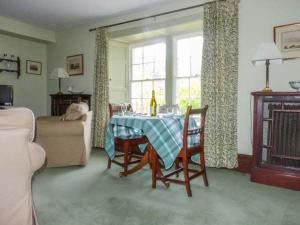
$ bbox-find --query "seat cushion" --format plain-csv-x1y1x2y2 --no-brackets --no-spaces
116,134,146,141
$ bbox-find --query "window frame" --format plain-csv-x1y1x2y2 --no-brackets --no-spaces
128,38,167,112
172,32,203,106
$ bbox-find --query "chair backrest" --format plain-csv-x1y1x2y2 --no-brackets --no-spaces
182,105,208,151
159,104,180,114
109,103,133,118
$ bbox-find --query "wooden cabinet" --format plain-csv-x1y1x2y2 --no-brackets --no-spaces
50,94,91,116
251,92,300,190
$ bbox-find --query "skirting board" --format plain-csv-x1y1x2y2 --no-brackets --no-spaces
236,154,252,173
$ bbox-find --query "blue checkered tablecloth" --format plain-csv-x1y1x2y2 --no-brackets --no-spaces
105,114,199,170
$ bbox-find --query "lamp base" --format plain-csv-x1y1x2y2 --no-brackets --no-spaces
262,87,272,92
56,91,64,95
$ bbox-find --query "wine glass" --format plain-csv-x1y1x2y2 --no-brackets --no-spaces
121,104,127,116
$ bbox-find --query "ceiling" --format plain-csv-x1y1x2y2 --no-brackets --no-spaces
0,0,175,31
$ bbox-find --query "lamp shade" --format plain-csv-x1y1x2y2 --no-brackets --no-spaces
50,68,69,79
252,42,283,65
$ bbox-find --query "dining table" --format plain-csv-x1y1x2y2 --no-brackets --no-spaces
104,113,199,187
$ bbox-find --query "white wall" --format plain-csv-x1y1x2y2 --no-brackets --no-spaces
46,26,95,114
238,0,300,154
0,15,55,43
109,41,129,103
0,33,48,116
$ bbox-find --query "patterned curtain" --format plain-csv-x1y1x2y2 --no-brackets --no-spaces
201,0,239,168
92,28,110,148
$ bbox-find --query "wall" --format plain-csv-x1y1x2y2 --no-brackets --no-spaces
109,41,129,103
0,15,55,43
46,26,95,114
238,0,300,154
0,33,48,116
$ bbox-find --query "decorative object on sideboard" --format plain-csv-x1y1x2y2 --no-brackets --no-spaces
0,54,21,79
66,54,83,76
289,81,300,91
67,86,84,94
50,68,69,95
26,60,42,75
252,42,283,92
274,22,300,59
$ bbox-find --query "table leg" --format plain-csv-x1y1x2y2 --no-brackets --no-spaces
119,144,170,189
149,146,170,189
119,147,150,177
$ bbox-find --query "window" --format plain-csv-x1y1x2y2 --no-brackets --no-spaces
130,41,166,113
129,33,203,113
174,35,203,111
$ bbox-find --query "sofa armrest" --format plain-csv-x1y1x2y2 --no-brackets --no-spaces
36,120,84,137
28,143,46,172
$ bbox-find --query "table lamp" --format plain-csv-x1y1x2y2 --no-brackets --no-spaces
251,42,283,92
50,68,69,94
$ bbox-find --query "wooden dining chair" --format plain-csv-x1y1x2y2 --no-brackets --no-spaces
107,103,148,175
152,105,209,197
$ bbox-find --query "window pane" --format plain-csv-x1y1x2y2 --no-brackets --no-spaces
175,35,203,111
191,56,202,77
177,58,190,77
132,64,143,80
131,82,141,98
154,43,166,62
142,81,152,99
130,41,166,114
154,61,165,78
143,62,154,79
132,47,142,64
142,98,150,114
190,77,201,98
153,80,165,105
131,98,142,113
176,78,189,99
143,45,155,63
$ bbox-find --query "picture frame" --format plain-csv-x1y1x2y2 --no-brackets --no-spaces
274,22,300,59
26,60,42,75
66,54,84,75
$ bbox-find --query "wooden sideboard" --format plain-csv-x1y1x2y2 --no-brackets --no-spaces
50,94,91,116
251,92,300,190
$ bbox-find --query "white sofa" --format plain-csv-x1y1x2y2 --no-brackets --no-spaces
0,108,46,225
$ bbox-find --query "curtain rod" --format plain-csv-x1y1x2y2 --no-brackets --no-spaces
89,2,212,32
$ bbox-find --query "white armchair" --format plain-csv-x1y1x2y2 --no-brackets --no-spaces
0,108,46,225
36,103,93,167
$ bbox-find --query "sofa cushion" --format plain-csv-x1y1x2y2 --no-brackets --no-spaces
63,102,89,121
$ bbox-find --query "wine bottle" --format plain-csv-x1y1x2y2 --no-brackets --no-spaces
150,90,157,116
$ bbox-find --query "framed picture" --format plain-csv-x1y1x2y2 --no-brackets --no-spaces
66,54,84,75
26,60,42,75
274,22,300,59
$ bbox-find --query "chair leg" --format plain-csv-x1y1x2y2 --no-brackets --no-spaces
182,157,192,197
151,147,158,189
123,142,129,176
200,152,208,186
175,158,180,177
107,158,112,169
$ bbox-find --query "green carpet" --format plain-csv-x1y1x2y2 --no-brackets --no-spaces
32,150,300,225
